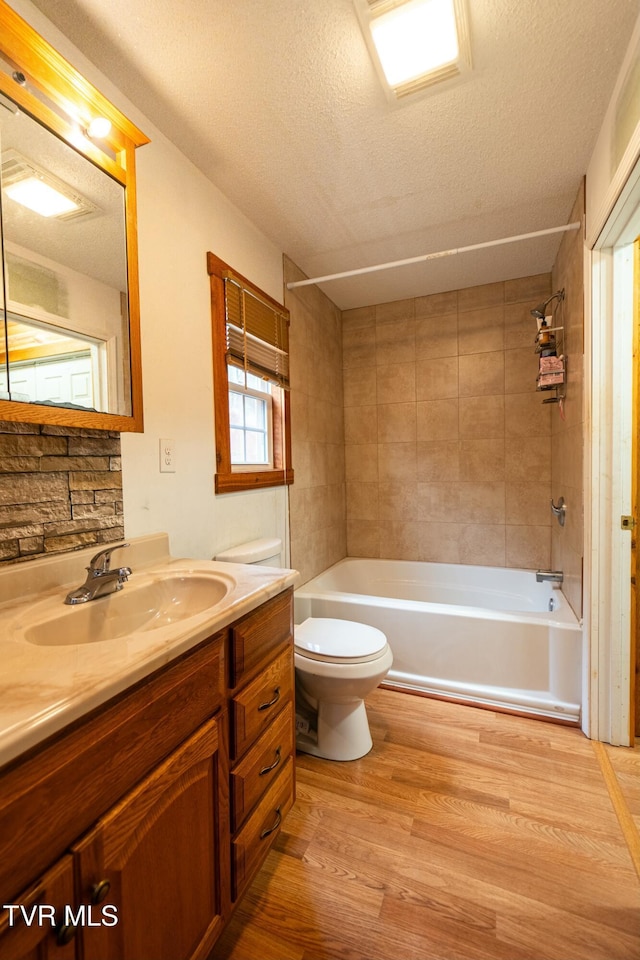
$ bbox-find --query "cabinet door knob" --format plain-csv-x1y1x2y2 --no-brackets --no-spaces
258,686,280,711
91,879,111,904
56,922,78,946
259,746,281,776
260,806,282,840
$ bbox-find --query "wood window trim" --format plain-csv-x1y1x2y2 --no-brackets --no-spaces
208,252,293,494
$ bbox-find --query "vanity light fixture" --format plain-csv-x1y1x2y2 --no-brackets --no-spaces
354,0,472,101
86,116,111,139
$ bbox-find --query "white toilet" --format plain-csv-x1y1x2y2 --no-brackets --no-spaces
294,617,393,761
214,538,393,762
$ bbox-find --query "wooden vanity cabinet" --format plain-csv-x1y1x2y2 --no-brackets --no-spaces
0,587,295,960
227,590,296,903
74,716,225,960
0,856,76,960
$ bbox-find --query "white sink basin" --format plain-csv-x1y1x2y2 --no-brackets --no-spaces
24,572,235,646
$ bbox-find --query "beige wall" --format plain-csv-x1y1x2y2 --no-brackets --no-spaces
285,257,346,585
551,184,585,617
342,274,555,568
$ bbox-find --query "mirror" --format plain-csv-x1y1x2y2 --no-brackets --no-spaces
0,1,148,431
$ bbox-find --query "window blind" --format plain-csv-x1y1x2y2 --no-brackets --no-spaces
224,275,290,389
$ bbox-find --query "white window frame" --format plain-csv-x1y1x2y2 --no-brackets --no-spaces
228,371,274,471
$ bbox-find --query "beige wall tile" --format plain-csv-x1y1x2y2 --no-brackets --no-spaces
459,524,505,566
343,323,376,368
345,443,378,481
342,305,375,329
418,482,460,522
377,402,417,442
504,274,551,304
458,351,504,397
344,405,377,444
457,306,504,355
459,395,504,439
376,319,416,365
379,481,419,521
378,520,420,560
505,437,551,481
459,439,505,481
346,520,380,557
346,481,379,521
376,362,416,404
504,301,539,349
417,399,459,441
335,270,579,573
505,392,551,438
414,290,457,318
506,525,551,569
416,356,458,400
457,482,505,524
343,366,377,407
376,299,415,322
458,281,504,312
506,482,552,525
419,522,461,562
417,440,460,481
415,314,458,359
504,347,539,394
378,442,417,482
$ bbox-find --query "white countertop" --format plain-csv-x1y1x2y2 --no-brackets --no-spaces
0,533,299,768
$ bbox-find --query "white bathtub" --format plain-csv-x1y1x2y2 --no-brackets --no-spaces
294,558,582,724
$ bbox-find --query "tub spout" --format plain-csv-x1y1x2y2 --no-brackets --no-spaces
536,570,563,584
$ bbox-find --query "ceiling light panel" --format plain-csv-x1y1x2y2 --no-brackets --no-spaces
1,149,100,220
355,0,472,101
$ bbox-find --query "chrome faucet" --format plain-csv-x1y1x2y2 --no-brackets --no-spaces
536,570,563,584
64,543,132,604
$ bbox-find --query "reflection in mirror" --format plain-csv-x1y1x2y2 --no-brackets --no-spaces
0,91,130,415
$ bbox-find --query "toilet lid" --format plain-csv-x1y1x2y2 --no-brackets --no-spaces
295,617,388,663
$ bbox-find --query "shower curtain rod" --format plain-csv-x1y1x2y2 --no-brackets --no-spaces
285,222,582,289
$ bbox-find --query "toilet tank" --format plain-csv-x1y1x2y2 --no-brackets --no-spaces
215,537,283,566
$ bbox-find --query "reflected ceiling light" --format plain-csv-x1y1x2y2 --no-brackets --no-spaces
355,0,471,100
1,149,99,220
5,176,79,217
86,116,111,139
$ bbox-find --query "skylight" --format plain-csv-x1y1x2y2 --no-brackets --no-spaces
355,0,471,101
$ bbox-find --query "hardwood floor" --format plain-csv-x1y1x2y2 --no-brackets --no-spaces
213,689,640,960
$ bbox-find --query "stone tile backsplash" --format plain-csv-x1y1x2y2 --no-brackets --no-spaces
0,421,123,563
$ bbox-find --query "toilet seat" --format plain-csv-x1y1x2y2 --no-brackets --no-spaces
295,617,388,664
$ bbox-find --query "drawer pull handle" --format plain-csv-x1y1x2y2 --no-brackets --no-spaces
259,747,281,776
56,922,78,946
90,879,111,905
258,686,281,711
260,806,282,839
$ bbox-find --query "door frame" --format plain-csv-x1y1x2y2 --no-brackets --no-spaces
585,158,640,746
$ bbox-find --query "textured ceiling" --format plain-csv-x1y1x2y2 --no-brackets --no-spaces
30,0,639,308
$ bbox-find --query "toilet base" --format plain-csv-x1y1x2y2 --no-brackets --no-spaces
296,699,373,762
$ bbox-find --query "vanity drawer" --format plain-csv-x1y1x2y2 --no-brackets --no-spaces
229,589,292,689
230,702,294,832
231,646,294,761
231,757,294,902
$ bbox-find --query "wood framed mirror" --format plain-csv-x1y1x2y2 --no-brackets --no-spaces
0,1,148,431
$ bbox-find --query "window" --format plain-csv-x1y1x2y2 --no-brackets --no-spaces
228,366,273,468
207,252,293,493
